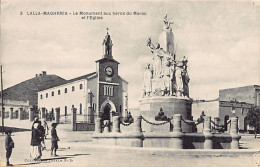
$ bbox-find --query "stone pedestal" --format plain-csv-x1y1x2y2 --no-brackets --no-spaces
159,29,174,54
139,96,194,133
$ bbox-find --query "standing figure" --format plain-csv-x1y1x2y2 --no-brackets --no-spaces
30,122,41,160
42,119,49,139
38,121,46,150
170,60,178,96
182,69,190,97
51,123,59,157
161,54,174,95
147,38,164,79
143,64,153,96
175,65,184,97
5,129,14,166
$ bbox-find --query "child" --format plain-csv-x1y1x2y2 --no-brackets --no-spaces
51,123,59,157
5,129,14,166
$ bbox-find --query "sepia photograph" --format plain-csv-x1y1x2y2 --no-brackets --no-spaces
0,0,260,166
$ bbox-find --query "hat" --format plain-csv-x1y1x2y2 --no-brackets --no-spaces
51,123,58,127
5,129,12,134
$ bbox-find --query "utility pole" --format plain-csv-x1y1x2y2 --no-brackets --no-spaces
1,65,4,134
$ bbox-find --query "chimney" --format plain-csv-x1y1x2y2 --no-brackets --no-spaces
42,71,47,76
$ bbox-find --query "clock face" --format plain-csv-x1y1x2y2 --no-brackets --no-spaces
105,66,113,77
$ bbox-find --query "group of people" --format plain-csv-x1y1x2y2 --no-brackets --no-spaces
30,118,59,160
144,39,190,97
4,117,60,166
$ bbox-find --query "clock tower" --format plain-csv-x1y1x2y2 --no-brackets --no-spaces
95,29,125,121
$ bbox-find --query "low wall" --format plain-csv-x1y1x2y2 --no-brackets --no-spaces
92,115,241,149
93,132,234,149
0,118,32,130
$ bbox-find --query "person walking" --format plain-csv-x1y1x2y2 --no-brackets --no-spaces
30,122,42,160
51,123,59,157
38,121,46,150
5,129,14,166
42,119,49,139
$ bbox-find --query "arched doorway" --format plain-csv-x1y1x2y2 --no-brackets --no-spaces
100,99,116,121
224,115,229,131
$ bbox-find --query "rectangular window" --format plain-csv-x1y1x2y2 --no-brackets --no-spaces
104,85,113,96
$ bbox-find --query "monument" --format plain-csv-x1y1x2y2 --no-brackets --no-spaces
93,16,241,149
140,14,194,132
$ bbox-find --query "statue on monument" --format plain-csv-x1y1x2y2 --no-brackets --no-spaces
102,28,113,58
162,14,174,30
143,64,153,97
143,15,190,98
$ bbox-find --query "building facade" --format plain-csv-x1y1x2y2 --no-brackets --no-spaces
38,32,128,124
219,85,260,132
192,85,260,132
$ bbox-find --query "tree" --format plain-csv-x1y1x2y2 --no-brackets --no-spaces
246,106,260,138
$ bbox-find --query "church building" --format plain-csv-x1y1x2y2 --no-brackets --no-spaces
37,31,128,124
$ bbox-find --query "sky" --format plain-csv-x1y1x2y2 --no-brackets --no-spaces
1,0,260,108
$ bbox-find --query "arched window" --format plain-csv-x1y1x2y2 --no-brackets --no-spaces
79,84,83,90
46,93,48,98
65,88,67,93
58,90,61,95
80,103,82,115
40,95,43,99
52,91,54,96
72,86,75,91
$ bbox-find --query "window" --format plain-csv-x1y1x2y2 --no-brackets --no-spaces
58,90,61,95
40,94,43,99
72,86,75,91
52,91,54,96
104,85,114,96
46,93,48,98
65,88,67,93
80,103,82,115
80,84,83,90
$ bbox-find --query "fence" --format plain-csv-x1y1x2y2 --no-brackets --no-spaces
93,115,241,149
71,113,98,131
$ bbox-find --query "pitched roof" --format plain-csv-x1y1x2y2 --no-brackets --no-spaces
66,72,97,83
0,75,67,106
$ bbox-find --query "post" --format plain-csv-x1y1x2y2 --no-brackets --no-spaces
134,115,142,132
72,108,77,131
132,115,143,147
112,116,120,133
19,108,23,120
1,65,4,134
95,117,102,133
230,117,241,149
170,114,184,149
55,108,60,123
214,117,220,133
203,116,213,149
29,108,34,121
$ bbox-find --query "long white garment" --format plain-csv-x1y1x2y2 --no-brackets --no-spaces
30,145,41,159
